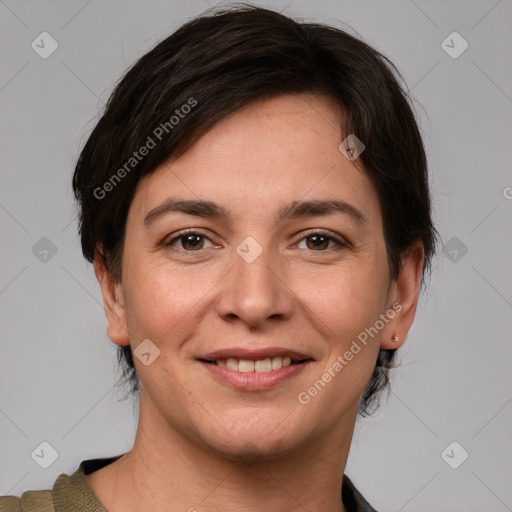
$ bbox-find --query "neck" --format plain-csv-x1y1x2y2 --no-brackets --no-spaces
87,390,356,512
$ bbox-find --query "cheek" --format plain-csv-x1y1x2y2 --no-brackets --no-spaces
122,258,211,345
296,254,388,337
293,253,387,390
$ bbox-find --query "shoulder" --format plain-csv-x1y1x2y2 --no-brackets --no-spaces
0,490,54,512
0,455,123,512
0,463,89,512
0,495,21,512
0,469,96,512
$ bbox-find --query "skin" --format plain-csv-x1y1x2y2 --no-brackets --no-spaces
87,93,424,512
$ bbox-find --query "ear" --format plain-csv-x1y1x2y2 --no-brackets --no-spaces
380,241,424,350
93,247,130,347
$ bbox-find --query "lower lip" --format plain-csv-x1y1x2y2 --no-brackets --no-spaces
198,360,313,391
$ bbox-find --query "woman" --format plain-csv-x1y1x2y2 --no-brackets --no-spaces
0,4,437,511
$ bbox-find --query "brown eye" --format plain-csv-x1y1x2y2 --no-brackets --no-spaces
180,234,204,250
306,234,330,250
296,232,347,252
165,231,214,251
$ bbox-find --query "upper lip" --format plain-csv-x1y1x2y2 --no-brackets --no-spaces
198,347,315,362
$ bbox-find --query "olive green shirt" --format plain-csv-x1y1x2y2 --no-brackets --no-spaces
0,455,377,511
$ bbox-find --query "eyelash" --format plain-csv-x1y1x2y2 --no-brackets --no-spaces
163,229,349,253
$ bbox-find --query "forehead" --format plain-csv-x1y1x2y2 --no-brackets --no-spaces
129,94,381,228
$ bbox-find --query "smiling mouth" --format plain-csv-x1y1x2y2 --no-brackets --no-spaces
199,356,313,372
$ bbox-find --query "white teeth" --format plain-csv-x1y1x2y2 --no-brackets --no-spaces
254,358,272,372
214,356,297,372
226,357,239,371
238,359,255,372
271,356,283,370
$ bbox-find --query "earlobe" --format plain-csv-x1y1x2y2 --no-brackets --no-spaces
93,250,130,347
380,242,424,350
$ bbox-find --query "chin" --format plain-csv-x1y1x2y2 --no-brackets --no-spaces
201,422,309,463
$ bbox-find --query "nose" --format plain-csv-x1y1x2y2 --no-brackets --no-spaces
215,244,294,328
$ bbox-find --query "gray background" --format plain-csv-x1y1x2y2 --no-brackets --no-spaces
1,0,511,510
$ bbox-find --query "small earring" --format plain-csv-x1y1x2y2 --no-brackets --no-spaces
391,335,399,343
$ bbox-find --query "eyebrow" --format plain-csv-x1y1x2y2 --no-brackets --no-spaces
143,198,367,227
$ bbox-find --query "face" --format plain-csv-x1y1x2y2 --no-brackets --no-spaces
100,94,414,460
